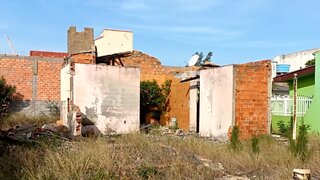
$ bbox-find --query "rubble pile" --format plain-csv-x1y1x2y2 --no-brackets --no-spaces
0,123,71,144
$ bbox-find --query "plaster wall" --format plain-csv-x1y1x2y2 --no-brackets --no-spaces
288,74,315,97
189,80,198,132
199,65,234,139
273,48,320,72
73,64,140,134
304,51,320,133
60,64,71,124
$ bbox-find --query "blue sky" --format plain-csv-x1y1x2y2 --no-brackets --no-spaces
0,0,320,66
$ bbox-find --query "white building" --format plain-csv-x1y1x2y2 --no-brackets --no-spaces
272,48,320,77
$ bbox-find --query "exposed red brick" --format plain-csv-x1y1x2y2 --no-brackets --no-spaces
30,50,68,58
122,50,200,131
234,60,271,140
0,57,62,101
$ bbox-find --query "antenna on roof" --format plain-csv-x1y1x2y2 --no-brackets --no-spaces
187,54,200,66
5,36,18,55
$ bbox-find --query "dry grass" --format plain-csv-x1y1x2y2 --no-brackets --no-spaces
0,113,56,129
0,117,320,179
0,133,319,179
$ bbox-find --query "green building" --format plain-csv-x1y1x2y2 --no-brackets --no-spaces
272,51,320,134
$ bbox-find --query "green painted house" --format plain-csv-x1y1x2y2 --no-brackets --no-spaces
272,51,320,133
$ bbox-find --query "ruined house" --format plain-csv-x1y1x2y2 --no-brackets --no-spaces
0,26,272,139
60,27,140,135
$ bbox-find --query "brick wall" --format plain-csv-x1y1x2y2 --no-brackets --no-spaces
234,60,271,139
30,50,68,58
0,55,63,102
37,61,62,101
0,58,33,100
71,53,95,64
122,51,195,130
165,75,190,130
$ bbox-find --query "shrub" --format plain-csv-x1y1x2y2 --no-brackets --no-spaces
277,117,293,138
289,120,310,162
229,126,241,151
0,76,16,116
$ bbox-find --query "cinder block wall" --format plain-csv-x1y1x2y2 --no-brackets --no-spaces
234,60,271,139
67,26,94,55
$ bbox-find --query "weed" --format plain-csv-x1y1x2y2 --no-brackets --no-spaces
289,120,310,162
251,136,260,154
137,164,158,179
277,120,287,135
0,129,320,179
277,117,293,138
296,121,310,162
46,100,60,119
229,126,241,151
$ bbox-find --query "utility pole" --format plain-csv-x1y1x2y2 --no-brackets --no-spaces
293,73,298,140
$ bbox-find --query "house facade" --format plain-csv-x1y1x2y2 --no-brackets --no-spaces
272,51,320,133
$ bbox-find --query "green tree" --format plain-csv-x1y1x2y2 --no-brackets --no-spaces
305,58,315,67
140,80,171,124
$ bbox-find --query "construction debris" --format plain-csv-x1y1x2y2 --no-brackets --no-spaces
0,123,71,144
293,169,311,180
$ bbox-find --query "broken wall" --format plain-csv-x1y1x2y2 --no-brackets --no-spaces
71,64,140,134
67,26,95,55
234,60,271,139
199,66,235,139
198,60,271,140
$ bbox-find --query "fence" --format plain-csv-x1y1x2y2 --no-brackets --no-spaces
271,96,313,117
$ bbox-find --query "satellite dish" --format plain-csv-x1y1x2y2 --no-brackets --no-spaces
188,54,199,66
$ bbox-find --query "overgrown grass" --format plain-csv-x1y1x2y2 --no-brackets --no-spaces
0,113,56,129
0,133,319,179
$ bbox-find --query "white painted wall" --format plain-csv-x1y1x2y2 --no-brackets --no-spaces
199,66,234,139
95,29,133,57
72,64,140,134
189,80,198,132
60,64,71,125
273,48,320,72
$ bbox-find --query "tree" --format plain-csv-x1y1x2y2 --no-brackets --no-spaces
305,58,315,67
0,76,16,116
194,51,213,66
140,80,171,124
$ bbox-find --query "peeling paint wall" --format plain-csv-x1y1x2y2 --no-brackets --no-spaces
60,64,71,125
199,66,235,139
72,64,140,134
189,80,198,132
